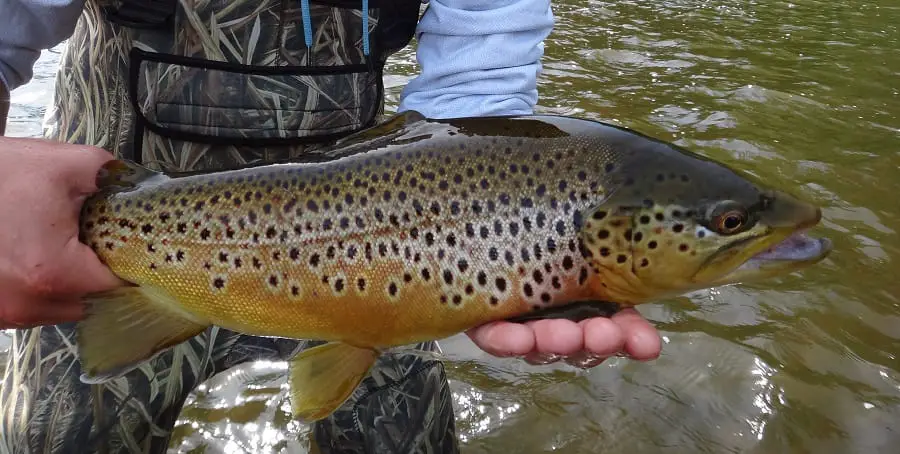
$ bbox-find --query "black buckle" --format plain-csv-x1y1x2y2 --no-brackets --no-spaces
103,0,176,30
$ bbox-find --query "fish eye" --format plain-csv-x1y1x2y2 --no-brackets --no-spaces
707,202,751,235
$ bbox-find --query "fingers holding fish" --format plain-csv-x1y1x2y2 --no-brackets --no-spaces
610,308,662,361
466,321,536,357
527,319,585,355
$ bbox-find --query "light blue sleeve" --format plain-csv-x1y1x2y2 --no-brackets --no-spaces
398,0,554,119
0,0,85,91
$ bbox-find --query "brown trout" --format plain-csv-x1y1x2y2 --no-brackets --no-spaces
76,111,831,421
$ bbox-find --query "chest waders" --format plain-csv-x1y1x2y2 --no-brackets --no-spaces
0,1,459,452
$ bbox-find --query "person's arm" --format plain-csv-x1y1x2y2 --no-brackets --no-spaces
0,0,86,94
398,0,553,118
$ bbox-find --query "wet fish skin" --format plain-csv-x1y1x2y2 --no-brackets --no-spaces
75,111,831,421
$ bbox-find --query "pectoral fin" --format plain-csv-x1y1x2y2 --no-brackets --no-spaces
76,285,209,383
288,342,379,422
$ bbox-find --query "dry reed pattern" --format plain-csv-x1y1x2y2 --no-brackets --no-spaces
0,1,456,453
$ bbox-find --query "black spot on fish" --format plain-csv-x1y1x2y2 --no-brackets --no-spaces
213,278,225,289
457,259,469,273
495,278,507,292
465,223,475,237
648,241,658,249
598,229,610,239
520,247,531,263
450,201,461,215
443,270,454,285
578,267,589,285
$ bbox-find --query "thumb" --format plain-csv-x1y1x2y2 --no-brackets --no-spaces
54,237,127,296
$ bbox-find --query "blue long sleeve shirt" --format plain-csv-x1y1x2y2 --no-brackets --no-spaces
0,0,553,118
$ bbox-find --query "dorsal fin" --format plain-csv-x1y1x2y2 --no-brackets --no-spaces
322,110,429,156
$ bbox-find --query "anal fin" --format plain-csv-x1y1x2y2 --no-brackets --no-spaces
76,285,209,383
289,342,379,422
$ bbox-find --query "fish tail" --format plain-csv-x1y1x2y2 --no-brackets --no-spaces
76,285,209,383
288,342,380,422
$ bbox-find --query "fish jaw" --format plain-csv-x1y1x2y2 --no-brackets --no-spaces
706,230,832,286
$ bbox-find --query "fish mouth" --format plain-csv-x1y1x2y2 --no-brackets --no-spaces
747,230,831,262
724,230,832,281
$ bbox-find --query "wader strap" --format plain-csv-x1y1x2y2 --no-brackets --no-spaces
102,0,176,29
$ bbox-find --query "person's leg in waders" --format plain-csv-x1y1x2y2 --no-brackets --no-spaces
0,1,459,453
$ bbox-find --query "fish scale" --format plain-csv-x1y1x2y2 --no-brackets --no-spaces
74,111,830,421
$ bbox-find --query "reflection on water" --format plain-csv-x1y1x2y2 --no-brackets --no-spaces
4,0,900,452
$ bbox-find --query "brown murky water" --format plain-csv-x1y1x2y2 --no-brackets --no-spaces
5,0,899,452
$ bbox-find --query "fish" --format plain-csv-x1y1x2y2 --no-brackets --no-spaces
75,111,832,421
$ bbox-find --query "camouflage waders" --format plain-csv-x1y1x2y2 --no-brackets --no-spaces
0,1,459,452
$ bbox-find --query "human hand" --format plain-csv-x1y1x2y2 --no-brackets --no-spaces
467,308,662,368
0,137,124,329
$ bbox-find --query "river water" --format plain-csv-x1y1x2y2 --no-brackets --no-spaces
5,0,899,453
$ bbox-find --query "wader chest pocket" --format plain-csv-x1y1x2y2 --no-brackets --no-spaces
127,48,383,150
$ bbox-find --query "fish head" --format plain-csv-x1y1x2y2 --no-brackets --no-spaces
576,138,832,304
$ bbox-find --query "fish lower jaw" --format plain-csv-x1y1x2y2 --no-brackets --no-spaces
748,230,832,263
